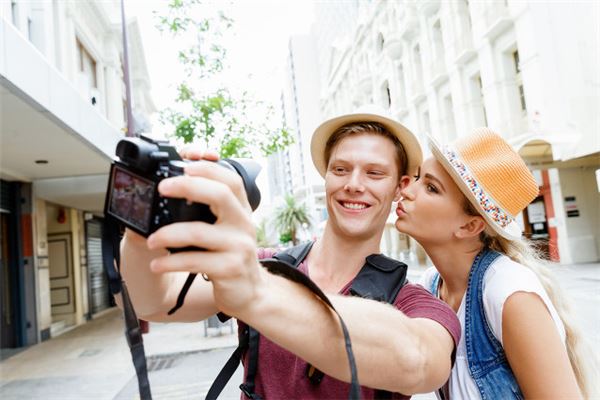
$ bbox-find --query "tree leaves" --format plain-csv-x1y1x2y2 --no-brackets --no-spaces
274,195,311,245
155,0,293,158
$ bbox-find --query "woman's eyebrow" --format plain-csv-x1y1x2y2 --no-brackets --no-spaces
424,173,446,192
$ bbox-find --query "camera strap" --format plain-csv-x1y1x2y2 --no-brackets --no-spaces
103,220,360,400
205,256,361,400
102,219,153,400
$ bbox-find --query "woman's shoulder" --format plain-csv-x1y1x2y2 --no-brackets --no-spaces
484,254,541,292
418,266,439,291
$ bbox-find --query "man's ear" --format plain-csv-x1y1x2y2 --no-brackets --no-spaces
399,175,411,189
394,175,411,201
456,215,486,239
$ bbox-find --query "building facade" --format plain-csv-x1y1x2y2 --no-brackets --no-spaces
275,0,599,264
0,0,155,351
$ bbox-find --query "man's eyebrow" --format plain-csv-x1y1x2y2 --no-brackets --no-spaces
424,173,446,192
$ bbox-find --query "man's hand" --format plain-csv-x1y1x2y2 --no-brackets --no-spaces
146,160,264,318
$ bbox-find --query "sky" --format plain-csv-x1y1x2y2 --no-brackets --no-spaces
125,0,316,218
127,0,315,123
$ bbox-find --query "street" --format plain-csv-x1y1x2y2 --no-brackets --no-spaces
0,263,598,400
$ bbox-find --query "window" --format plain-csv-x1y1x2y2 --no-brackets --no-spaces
398,64,407,107
413,44,424,92
444,95,456,137
422,110,431,134
432,19,445,64
11,0,18,26
76,39,97,88
377,32,385,53
476,75,488,125
27,17,32,40
382,81,391,109
513,50,527,112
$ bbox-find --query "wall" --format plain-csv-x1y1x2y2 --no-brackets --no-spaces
33,198,52,340
558,167,600,263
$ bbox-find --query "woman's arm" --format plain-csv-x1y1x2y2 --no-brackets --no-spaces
503,291,582,399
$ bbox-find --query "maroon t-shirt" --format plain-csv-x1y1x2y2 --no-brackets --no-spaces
238,248,461,400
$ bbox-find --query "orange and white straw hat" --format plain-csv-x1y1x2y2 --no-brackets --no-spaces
429,128,539,240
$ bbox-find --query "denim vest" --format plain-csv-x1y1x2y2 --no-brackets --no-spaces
429,249,524,400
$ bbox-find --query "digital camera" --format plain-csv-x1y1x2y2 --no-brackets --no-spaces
104,135,261,238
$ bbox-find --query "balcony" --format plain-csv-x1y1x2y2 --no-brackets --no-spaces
429,57,448,87
482,2,513,40
399,4,419,40
383,30,403,60
416,0,441,16
454,31,476,65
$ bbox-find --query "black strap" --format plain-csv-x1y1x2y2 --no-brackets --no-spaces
349,254,407,303
207,242,315,400
272,241,314,267
204,328,250,400
238,327,262,400
167,273,197,315
102,219,153,400
260,259,361,400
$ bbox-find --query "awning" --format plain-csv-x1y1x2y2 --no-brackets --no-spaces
0,18,122,212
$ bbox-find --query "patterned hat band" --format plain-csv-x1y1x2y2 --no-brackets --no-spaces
442,146,514,228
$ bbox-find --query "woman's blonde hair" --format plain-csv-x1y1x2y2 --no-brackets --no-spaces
464,201,599,398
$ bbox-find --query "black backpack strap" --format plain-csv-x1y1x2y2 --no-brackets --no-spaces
350,254,408,400
272,241,314,268
349,254,408,303
238,327,263,400
102,219,152,400
205,326,251,400
207,243,314,400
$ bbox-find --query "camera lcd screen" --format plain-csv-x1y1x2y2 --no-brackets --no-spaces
108,166,155,234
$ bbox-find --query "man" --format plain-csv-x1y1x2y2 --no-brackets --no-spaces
119,106,460,398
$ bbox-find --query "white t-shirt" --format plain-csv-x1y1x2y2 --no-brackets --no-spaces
419,255,566,400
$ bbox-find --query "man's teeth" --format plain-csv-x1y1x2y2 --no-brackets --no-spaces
343,202,367,210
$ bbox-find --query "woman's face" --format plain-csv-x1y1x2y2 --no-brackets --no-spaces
395,157,475,245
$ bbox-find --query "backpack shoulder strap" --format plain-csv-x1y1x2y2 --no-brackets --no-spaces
272,241,314,268
349,254,408,304
350,254,409,399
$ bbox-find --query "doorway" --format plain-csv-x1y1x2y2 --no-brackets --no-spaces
48,233,76,327
0,212,17,349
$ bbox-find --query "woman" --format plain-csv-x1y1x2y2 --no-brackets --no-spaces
395,128,597,399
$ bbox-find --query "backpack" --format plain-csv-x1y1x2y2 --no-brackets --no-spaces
206,241,409,400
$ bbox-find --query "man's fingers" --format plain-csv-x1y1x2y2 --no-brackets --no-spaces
147,221,253,252
158,175,251,225
183,161,250,210
149,248,255,278
180,147,219,161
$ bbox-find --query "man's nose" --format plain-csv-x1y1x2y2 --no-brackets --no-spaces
344,171,365,192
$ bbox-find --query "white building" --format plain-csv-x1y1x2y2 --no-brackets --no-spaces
0,0,155,351
275,0,599,264
270,35,325,242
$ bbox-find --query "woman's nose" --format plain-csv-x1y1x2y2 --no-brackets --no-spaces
400,183,415,200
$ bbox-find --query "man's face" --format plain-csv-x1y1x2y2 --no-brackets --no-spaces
324,133,406,241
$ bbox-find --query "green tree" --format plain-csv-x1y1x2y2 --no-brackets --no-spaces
274,195,311,246
155,0,293,158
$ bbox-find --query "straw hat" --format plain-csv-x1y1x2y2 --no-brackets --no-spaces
429,128,539,240
310,105,423,178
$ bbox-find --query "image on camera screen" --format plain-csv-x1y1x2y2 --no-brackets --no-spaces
109,166,155,233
